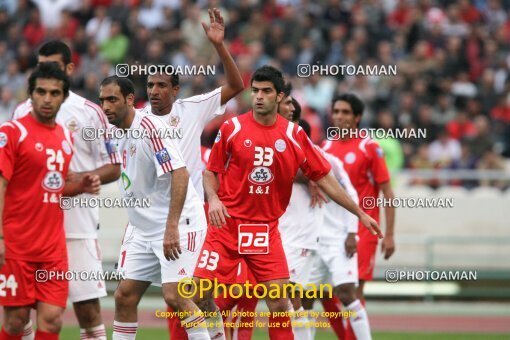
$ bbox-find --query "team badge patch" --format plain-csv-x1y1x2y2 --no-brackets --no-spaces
215,131,221,143
0,132,7,148
275,139,286,152
65,119,79,132
41,171,65,192
155,148,171,165
248,166,274,185
169,115,180,127
129,143,136,156
345,152,356,164
62,140,72,155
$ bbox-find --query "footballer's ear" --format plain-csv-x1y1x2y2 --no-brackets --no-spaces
276,91,285,104
126,93,135,106
171,85,180,97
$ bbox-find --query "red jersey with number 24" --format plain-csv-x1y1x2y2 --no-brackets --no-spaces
207,112,331,222
0,114,73,262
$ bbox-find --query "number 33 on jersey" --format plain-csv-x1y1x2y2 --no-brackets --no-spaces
206,112,331,222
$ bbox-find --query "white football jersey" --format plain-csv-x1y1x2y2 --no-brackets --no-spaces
13,91,121,239
279,182,324,250
320,150,359,244
116,112,206,240
139,87,226,200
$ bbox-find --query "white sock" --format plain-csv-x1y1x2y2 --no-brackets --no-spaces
292,307,312,340
80,324,107,340
346,300,372,340
181,314,211,340
112,321,137,340
204,310,226,340
21,320,34,340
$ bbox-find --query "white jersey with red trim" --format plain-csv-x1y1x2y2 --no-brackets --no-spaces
13,91,121,239
116,112,206,240
138,87,226,200
320,149,359,245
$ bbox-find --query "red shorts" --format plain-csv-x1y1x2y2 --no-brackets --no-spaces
357,238,378,281
0,258,69,308
194,217,289,284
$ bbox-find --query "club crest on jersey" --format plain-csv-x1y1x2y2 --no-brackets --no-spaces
275,139,286,152
215,131,221,143
129,143,136,156
35,142,44,152
344,152,356,164
169,115,180,127
155,148,171,165
65,119,79,132
244,139,252,147
62,140,72,155
0,132,7,148
42,171,64,192
248,166,274,185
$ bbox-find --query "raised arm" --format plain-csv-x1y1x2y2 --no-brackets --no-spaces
202,8,244,105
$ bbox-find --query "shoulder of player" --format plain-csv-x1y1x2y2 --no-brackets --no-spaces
139,113,168,130
359,137,383,157
174,88,221,106
80,96,109,127
12,98,32,119
0,120,26,145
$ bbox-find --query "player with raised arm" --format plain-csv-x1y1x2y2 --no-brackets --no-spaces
322,93,395,340
99,76,210,340
193,65,382,340
12,41,120,340
0,63,100,340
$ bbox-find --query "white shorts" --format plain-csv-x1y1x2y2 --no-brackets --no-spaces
117,226,205,286
308,242,358,288
67,238,107,303
283,244,316,286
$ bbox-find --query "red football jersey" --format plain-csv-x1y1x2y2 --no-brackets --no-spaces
0,114,73,261
207,112,331,222
322,137,390,240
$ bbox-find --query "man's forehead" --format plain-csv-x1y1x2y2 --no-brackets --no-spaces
35,78,63,88
38,54,64,64
100,83,121,95
252,81,275,90
147,74,171,84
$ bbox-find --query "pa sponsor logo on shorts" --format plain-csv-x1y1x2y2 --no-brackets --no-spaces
238,224,269,254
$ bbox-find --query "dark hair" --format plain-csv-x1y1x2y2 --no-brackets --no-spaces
291,97,301,122
38,40,72,65
283,81,292,97
145,63,179,87
100,75,135,98
331,93,365,117
298,119,311,138
28,62,70,97
250,65,285,93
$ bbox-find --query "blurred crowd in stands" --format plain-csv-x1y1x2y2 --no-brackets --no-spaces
0,0,509,189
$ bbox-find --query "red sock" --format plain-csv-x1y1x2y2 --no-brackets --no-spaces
167,306,188,340
34,330,58,340
0,327,22,340
267,314,293,340
233,296,258,340
321,296,345,339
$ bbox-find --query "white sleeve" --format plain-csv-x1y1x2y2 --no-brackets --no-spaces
12,100,32,120
325,152,359,233
85,101,122,166
140,116,186,177
181,87,226,126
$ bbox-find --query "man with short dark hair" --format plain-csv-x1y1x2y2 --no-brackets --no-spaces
13,40,120,340
0,63,100,340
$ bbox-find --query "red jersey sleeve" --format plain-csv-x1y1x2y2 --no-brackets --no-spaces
366,140,390,184
206,120,235,174
0,123,21,181
296,127,331,181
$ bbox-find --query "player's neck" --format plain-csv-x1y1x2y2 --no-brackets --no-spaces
151,102,172,116
119,107,136,130
31,111,56,128
252,110,278,126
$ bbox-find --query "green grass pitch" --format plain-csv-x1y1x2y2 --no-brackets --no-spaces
59,327,509,339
